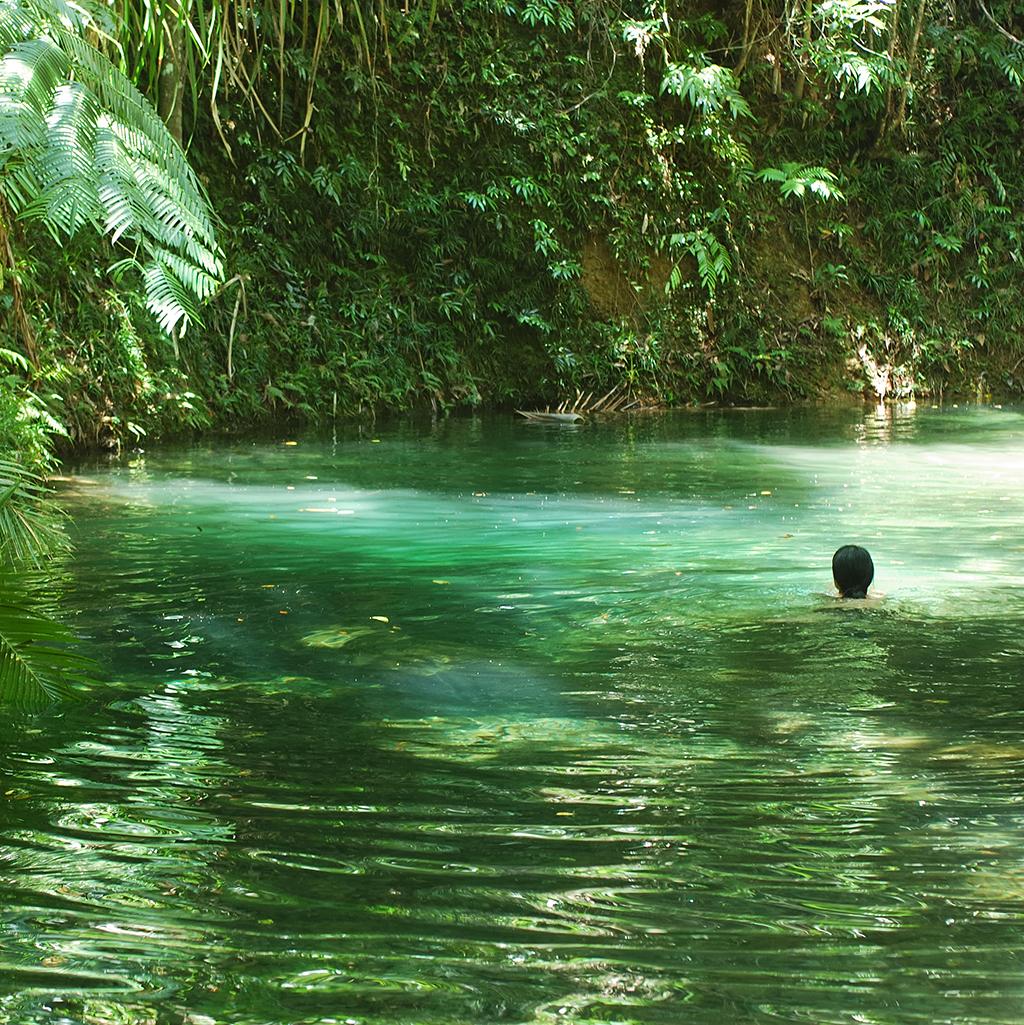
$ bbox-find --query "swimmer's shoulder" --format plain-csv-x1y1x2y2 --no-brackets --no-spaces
814,590,887,612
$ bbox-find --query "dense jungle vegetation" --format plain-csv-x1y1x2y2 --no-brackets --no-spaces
2,0,1024,696
5,0,1024,459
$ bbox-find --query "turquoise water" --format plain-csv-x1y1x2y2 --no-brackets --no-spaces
3,405,1024,1024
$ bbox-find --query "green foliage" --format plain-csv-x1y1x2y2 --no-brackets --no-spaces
0,438,92,707
670,226,733,296
0,359,62,467
0,0,223,333
661,62,753,120
0,582,91,706
803,0,896,99
517,0,574,31
0,455,65,564
756,164,845,203
4,0,1024,434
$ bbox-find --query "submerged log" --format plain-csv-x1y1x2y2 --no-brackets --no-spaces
515,410,584,423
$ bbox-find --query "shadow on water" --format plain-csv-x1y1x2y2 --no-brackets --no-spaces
4,406,1024,1024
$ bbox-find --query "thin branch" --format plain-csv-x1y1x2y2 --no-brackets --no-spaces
979,0,1024,44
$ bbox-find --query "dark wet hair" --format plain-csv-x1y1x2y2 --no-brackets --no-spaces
832,545,874,599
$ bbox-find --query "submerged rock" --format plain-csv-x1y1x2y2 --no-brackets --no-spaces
300,625,377,649
300,623,460,676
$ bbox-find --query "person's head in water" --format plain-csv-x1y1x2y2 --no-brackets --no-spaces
832,545,874,598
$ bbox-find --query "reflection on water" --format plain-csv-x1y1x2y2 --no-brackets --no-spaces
4,405,1024,1024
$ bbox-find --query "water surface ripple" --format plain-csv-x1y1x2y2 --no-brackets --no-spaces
3,406,1024,1024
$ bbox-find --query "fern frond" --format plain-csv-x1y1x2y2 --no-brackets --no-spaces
0,0,223,334
142,257,202,334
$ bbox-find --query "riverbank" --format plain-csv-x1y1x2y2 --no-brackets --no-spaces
13,307,1018,464
46,396,1018,469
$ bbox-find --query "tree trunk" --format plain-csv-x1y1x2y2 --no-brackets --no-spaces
893,0,927,131
159,17,185,145
736,0,756,75
882,0,903,124
0,196,39,372
793,0,814,101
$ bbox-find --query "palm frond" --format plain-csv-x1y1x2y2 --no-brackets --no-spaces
0,595,92,706
0,461,91,706
0,456,67,566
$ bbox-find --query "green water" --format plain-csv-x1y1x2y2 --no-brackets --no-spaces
5,405,1024,1025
